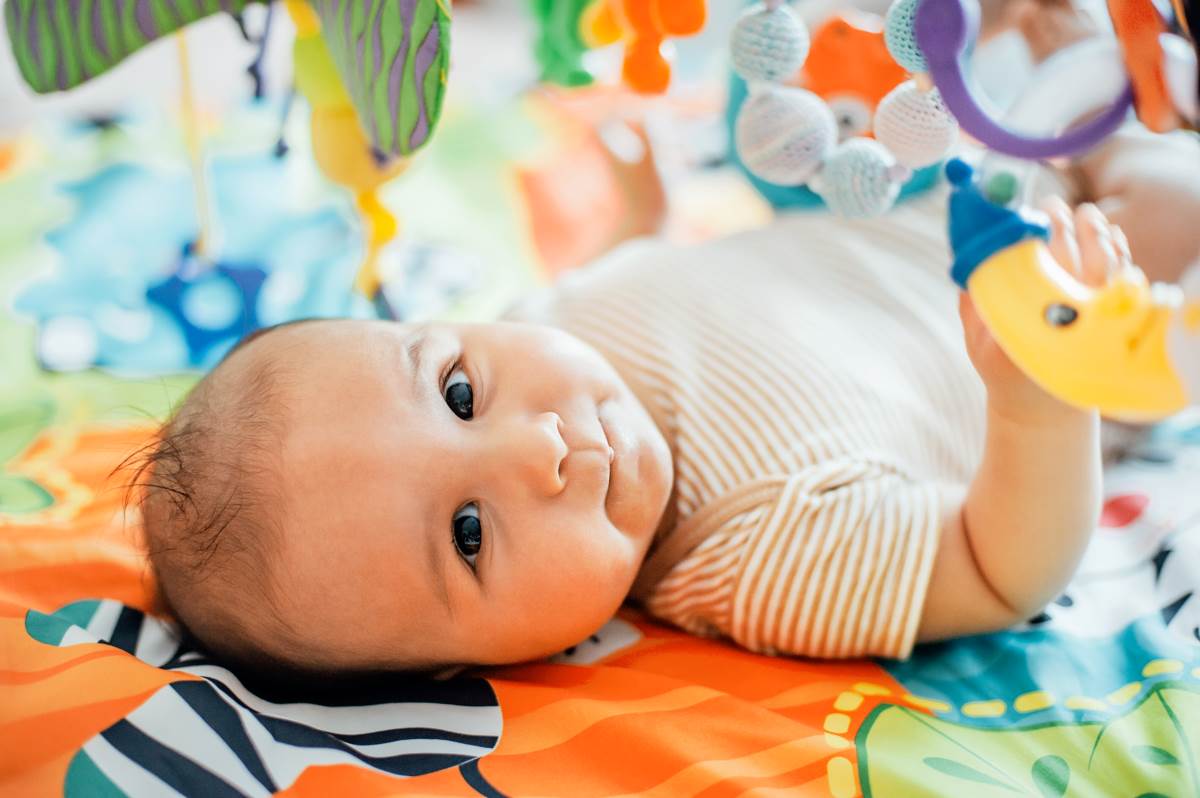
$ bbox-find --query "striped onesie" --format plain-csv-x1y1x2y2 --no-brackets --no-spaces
512,193,986,659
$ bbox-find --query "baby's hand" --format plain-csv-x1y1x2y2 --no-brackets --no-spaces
959,198,1129,425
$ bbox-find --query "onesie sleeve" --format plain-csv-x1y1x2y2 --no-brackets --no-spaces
644,459,949,660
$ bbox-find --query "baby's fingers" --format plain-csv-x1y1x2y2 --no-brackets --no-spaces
1075,203,1120,286
1109,221,1133,267
1039,196,1082,278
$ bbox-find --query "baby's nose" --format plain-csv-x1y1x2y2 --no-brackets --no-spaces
516,412,567,497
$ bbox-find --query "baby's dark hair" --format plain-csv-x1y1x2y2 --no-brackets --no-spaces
130,320,445,686
130,326,310,680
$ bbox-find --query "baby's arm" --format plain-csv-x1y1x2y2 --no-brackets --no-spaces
918,202,1117,640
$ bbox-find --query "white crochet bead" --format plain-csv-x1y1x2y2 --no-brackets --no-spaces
730,3,810,83
811,137,902,217
735,86,837,185
874,81,958,168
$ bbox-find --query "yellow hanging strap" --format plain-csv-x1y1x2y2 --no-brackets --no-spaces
176,29,215,261
354,190,400,298
287,0,404,301
284,0,322,36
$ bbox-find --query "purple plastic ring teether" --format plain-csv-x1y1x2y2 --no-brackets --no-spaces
915,0,1135,158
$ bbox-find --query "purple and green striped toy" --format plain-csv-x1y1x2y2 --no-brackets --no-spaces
3,0,452,159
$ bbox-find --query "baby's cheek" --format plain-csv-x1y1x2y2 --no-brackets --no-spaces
537,523,633,595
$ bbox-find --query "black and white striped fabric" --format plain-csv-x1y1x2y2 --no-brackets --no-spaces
30,599,502,797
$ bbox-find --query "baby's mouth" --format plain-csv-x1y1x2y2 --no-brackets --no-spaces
599,421,614,493
598,406,619,504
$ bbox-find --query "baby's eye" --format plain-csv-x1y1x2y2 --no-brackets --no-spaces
444,367,473,420
452,503,483,568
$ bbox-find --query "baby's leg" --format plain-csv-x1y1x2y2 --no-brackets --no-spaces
1002,0,1200,281
1009,0,1099,62
1070,128,1200,283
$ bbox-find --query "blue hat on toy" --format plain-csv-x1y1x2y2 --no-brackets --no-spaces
946,158,1050,289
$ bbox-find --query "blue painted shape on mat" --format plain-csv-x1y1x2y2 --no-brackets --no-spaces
15,151,363,374
884,616,1199,728
145,252,268,370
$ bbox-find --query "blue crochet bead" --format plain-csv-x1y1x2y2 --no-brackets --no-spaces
730,3,810,83
885,0,928,74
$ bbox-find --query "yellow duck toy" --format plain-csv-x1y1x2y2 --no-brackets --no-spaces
945,159,1199,422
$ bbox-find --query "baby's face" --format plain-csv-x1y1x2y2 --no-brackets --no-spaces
243,319,672,669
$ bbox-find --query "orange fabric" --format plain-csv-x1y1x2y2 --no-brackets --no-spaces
0,423,195,795
455,628,904,797
2,420,921,797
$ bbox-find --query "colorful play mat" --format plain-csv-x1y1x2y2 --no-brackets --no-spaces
4,78,1200,798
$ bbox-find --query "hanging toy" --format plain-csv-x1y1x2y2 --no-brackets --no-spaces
3,0,449,160
881,0,1199,418
884,0,928,74
945,159,1198,420
906,0,1197,156
616,0,707,93
731,0,958,217
734,87,837,185
530,0,707,93
730,0,810,82
4,0,451,314
537,0,707,93
874,81,957,169
810,138,906,216
286,0,409,301
530,0,598,87
1108,0,1199,131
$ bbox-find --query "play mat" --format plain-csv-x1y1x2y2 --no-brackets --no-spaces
5,63,1200,798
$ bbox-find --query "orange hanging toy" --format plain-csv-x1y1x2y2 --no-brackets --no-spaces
583,0,707,93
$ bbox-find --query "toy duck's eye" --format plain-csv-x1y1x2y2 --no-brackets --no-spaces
1045,303,1079,327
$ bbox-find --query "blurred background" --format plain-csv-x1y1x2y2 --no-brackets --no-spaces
0,1,772,396
0,0,1048,420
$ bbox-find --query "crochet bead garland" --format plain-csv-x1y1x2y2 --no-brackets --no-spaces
732,0,959,216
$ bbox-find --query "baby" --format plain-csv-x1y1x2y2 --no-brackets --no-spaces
135,119,1199,679
137,0,1200,672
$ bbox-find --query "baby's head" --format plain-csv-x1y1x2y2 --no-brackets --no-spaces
139,319,672,676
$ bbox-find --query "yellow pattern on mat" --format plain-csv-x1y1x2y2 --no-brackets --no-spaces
499,685,723,755
608,736,833,798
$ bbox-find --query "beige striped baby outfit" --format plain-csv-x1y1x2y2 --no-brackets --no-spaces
513,193,987,659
